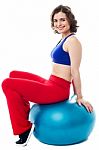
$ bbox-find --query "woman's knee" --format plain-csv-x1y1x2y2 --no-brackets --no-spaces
2,78,10,91
9,70,17,77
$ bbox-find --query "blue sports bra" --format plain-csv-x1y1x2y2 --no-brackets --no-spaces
51,34,74,65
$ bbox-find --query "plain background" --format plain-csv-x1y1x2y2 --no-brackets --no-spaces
0,0,99,149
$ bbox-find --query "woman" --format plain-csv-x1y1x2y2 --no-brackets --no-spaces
1,5,93,146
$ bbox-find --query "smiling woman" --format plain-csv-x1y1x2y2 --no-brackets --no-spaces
51,5,78,34
53,12,70,34
1,4,93,147
50,5,93,112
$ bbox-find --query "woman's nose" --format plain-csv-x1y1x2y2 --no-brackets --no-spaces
57,21,61,26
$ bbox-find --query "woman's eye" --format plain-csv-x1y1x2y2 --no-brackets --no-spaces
53,19,57,22
53,18,66,23
60,18,66,21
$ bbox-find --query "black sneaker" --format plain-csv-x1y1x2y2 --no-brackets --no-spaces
16,127,32,146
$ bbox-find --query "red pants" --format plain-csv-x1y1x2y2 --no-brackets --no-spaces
2,70,71,135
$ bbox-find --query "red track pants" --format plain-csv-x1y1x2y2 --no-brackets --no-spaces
2,70,71,135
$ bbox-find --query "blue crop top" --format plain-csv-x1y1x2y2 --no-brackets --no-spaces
51,34,74,65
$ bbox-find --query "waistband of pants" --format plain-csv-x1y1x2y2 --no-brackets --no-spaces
49,75,71,89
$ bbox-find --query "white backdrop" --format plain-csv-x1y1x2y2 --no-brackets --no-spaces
0,0,99,149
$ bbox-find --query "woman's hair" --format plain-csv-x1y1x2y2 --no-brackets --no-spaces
50,5,79,33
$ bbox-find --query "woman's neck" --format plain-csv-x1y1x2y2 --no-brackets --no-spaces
62,32,72,39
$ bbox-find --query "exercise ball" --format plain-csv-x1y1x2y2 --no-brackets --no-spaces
29,100,95,145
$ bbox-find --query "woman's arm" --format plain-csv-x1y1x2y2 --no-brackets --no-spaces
67,36,82,99
64,36,93,112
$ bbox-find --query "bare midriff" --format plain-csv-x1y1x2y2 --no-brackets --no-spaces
51,62,72,82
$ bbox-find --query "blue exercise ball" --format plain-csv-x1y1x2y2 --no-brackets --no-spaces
29,100,95,145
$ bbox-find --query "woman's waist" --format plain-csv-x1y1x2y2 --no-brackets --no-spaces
51,69,71,82
51,62,71,82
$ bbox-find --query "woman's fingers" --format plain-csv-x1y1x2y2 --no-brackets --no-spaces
77,99,93,112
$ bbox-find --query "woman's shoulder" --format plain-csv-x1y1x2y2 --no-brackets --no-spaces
66,34,80,43
63,34,82,52
64,34,82,48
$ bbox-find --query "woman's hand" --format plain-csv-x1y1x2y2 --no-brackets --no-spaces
76,98,93,112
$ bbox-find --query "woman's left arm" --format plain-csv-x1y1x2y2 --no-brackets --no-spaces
64,36,93,112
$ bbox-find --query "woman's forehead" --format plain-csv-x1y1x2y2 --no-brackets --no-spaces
53,12,66,19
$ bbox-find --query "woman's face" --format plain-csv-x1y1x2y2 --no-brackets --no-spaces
53,12,70,35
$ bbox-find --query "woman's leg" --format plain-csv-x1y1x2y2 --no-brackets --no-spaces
9,70,46,83
2,75,69,135
3,70,45,134
9,71,47,127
